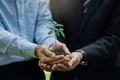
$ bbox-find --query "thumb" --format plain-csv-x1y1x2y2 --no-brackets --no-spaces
44,49,55,58
61,44,71,55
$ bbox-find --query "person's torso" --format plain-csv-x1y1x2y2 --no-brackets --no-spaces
50,0,120,67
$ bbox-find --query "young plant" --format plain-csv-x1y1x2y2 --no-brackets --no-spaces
48,21,65,55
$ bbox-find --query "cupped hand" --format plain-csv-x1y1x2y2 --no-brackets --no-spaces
51,52,83,71
35,45,69,65
39,55,71,71
49,42,71,55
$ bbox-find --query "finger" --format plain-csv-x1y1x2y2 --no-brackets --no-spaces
46,65,52,71
65,55,72,59
56,63,70,71
44,65,52,72
68,56,79,68
42,63,47,68
44,49,55,58
47,55,65,63
38,61,49,69
41,55,65,64
39,62,44,69
50,55,70,64
51,64,57,71
40,52,57,63
62,60,70,65
42,63,48,70
60,43,71,55
49,57,70,64
38,48,55,60
39,62,52,71
69,58,77,66
38,61,43,67
38,60,41,66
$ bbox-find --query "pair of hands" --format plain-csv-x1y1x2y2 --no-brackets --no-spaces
35,42,83,71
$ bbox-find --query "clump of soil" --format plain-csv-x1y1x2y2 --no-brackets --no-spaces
52,49,65,55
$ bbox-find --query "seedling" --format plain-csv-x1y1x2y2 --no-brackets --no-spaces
48,21,65,55
48,21,65,38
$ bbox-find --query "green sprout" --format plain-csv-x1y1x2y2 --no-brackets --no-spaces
48,21,66,55
48,21,65,39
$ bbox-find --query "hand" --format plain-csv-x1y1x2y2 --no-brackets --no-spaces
39,55,71,71
51,52,83,71
35,45,68,65
38,42,72,71
49,42,71,55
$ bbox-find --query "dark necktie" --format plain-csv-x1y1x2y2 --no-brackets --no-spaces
83,0,91,13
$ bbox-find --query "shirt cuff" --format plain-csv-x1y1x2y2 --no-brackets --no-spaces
25,43,38,58
41,38,56,48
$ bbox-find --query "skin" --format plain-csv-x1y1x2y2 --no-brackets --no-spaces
39,51,83,71
35,42,71,65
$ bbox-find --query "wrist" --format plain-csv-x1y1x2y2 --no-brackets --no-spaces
34,45,45,58
75,49,88,66
34,46,40,58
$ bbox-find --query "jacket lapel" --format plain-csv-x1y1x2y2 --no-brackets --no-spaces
78,0,103,36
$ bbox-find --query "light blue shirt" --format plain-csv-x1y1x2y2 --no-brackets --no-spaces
0,0,55,65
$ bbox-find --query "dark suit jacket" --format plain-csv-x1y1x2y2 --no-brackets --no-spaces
50,0,120,71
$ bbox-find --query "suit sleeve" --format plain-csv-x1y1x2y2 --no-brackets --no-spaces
81,0,120,70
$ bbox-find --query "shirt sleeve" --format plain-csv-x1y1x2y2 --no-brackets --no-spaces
35,0,56,48
0,18,38,58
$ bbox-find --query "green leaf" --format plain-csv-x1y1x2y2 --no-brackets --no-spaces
55,28,58,31
60,30,65,38
56,24,63,27
53,21,57,26
48,31,53,35
48,21,65,39
55,30,60,36
59,28,64,31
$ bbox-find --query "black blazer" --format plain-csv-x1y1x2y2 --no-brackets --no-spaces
50,0,120,70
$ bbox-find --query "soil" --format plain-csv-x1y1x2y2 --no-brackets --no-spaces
52,49,65,55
